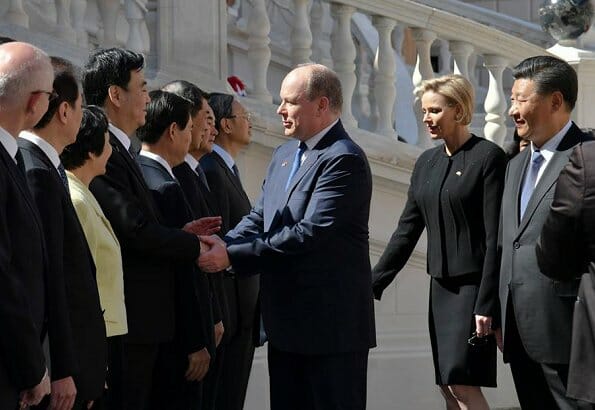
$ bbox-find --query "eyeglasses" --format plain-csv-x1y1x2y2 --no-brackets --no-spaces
31,90,58,100
228,112,252,121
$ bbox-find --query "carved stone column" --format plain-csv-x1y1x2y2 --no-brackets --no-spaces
483,54,509,146
97,0,120,46
71,0,88,46
310,0,332,67
450,41,474,78
4,0,29,28
125,0,149,53
248,0,272,102
372,15,397,138
291,0,313,66
55,0,76,42
330,3,357,127
411,28,436,148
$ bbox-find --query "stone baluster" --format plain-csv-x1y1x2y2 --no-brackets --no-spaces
372,15,397,138
450,41,474,78
247,0,272,102
291,0,313,66
411,28,436,148
97,0,120,46
71,0,88,46
4,0,29,28
330,3,357,127
355,43,372,127
310,0,332,67
125,0,149,53
438,39,451,75
55,0,76,42
145,0,158,68
483,55,509,146
467,53,479,90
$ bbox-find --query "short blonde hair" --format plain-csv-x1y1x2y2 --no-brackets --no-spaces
417,74,475,126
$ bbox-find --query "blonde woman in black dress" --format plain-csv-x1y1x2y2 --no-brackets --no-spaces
372,74,506,409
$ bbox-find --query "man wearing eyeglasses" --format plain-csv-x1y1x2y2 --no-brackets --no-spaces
200,93,259,410
0,41,53,409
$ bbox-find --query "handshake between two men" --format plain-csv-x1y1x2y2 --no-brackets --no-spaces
182,216,231,273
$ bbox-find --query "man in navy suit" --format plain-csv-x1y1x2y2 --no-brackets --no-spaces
0,41,52,410
199,64,376,410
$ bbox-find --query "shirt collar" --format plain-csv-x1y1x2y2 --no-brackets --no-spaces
109,123,131,151
184,153,199,173
212,144,235,171
19,130,61,169
0,126,18,163
139,150,176,180
530,119,572,162
302,119,338,151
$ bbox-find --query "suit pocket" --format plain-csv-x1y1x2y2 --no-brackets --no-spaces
553,278,581,297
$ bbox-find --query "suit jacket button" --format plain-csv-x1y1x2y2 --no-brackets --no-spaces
513,241,520,249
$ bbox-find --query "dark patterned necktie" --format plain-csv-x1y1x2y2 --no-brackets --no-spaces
195,163,211,192
57,163,70,194
519,150,544,219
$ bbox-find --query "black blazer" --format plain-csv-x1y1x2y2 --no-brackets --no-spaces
18,139,106,400
173,161,225,328
137,155,215,356
89,133,201,343
498,122,592,364
0,145,47,408
536,141,595,402
372,136,506,317
225,120,376,355
201,151,259,338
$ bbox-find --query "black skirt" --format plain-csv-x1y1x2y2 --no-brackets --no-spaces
429,274,497,387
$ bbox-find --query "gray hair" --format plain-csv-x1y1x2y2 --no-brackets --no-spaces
298,63,343,113
0,45,51,111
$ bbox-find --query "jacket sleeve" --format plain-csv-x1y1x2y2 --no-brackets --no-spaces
371,161,425,300
89,154,200,261
0,174,46,389
226,153,369,275
536,144,585,280
474,147,507,317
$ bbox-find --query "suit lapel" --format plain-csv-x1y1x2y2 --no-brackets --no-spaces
212,152,250,203
110,133,151,189
517,124,585,233
511,148,531,228
137,155,175,182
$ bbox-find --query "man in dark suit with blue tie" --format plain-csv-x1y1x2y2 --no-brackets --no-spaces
199,64,376,410
0,41,53,409
495,55,593,410
19,56,106,410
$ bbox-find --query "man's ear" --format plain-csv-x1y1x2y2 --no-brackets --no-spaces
25,92,44,115
168,122,178,141
57,101,70,125
220,117,232,134
107,85,122,108
317,96,329,115
550,91,564,112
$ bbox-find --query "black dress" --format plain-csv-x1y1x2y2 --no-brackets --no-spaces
373,135,506,386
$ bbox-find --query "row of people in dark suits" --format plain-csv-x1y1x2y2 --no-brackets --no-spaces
0,40,259,410
373,56,595,409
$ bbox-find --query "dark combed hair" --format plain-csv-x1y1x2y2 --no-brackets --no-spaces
61,105,109,170
161,80,206,117
208,92,235,132
82,48,144,106
136,90,192,144
512,55,578,110
34,56,80,129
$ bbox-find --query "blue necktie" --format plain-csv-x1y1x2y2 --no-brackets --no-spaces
57,163,70,194
519,150,544,219
285,142,307,191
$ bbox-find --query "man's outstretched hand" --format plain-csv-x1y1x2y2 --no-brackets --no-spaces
183,216,222,236
198,235,230,272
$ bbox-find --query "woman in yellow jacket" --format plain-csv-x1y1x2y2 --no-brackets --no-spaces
61,105,126,407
